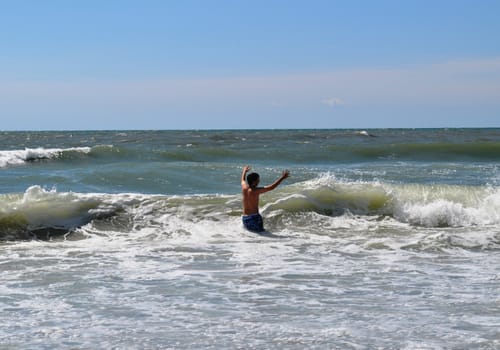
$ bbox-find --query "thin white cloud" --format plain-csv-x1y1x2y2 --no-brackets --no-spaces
321,97,345,107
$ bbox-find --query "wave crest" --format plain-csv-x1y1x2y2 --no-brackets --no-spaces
263,176,500,228
0,147,92,167
1,178,499,241
0,186,125,240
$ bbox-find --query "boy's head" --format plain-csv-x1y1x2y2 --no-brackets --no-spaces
246,172,260,188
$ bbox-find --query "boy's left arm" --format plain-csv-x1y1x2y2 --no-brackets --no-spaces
262,170,290,192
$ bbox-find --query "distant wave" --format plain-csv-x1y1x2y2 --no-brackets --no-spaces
2,141,498,169
158,141,500,163
355,130,376,137
328,142,500,161
0,147,92,168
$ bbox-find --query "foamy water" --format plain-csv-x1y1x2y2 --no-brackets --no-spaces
1,130,499,349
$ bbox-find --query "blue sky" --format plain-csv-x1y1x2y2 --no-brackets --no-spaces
1,0,499,130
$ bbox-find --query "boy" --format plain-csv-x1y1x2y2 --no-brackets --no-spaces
241,165,290,232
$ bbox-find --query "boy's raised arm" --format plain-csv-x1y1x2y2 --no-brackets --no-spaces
262,170,290,192
241,165,251,187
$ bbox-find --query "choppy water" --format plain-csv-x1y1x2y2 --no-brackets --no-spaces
1,129,499,349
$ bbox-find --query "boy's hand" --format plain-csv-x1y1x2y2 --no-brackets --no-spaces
282,170,290,179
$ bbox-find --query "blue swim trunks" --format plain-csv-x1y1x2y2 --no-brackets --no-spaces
242,213,264,233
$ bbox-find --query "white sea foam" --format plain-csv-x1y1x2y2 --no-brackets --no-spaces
1,185,499,349
0,147,91,167
392,186,500,227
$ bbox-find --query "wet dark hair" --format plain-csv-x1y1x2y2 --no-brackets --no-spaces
246,172,260,187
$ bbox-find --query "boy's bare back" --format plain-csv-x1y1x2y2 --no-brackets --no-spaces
241,165,289,216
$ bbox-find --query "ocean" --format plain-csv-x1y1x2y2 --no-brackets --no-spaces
0,129,499,349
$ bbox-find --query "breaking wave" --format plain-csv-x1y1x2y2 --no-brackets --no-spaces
0,186,140,240
1,176,500,241
0,147,93,167
266,176,500,227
